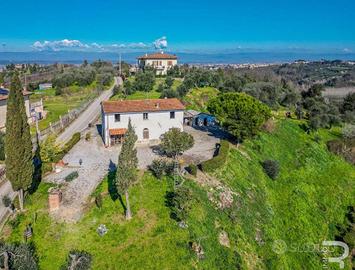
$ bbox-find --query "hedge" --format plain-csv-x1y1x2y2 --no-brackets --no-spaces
62,133,81,155
65,171,79,182
200,140,229,172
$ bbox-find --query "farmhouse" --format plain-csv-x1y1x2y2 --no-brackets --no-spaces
137,52,178,75
0,87,32,130
101,98,185,146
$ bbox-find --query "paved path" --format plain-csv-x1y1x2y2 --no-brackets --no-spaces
56,77,122,145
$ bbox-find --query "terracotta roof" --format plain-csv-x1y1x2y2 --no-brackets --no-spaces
102,98,185,114
0,89,32,101
109,128,127,136
137,52,177,60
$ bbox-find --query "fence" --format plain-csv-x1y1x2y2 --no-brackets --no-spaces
37,98,94,141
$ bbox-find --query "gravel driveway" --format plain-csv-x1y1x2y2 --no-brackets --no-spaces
45,124,220,222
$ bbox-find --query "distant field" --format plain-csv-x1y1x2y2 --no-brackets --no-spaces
323,87,355,98
184,87,219,112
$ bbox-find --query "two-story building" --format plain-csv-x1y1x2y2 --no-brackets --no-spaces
137,52,177,75
0,88,32,130
101,98,185,146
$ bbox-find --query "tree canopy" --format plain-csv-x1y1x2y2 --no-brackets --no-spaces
208,92,271,139
160,128,194,158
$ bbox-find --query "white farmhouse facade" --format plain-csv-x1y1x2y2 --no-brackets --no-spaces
0,88,32,130
137,52,178,75
101,98,185,146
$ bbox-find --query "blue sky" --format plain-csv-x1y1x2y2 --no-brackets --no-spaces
1,0,355,53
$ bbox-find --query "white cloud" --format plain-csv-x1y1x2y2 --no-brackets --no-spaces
153,36,168,50
32,39,88,51
32,36,168,52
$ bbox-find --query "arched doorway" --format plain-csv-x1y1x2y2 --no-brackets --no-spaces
143,128,149,139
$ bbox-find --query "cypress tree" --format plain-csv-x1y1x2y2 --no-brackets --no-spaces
5,74,34,211
115,119,138,220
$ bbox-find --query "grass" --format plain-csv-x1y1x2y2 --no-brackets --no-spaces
2,119,354,269
31,82,108,131
184,87,219,112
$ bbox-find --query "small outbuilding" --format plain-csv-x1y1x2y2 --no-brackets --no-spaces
184,110,216,127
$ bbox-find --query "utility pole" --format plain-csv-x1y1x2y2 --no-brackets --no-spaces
119,53,122,76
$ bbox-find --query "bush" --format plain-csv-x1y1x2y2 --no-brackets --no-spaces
63,133,81,155
200,140,229,172
65,171,79,182
2,195,11,207
149,159,166,179
165,186,193,221
61,250,92,270
262,160,280,180
0,242,38,269
187,164,197,176
95,194,103,209
149,159,175,179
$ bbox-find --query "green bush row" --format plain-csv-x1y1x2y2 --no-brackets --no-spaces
65,171,79,182
62,133,81,155
200,140,229,172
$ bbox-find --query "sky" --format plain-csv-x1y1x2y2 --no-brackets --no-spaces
1,0,355,53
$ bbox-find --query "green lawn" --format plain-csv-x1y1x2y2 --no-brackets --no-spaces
31,82,107,131
2,119,354,269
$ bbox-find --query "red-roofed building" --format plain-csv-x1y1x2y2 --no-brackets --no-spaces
101,98,185,146
137,51,178,75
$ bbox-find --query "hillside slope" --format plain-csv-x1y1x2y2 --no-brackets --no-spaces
2,120,354,269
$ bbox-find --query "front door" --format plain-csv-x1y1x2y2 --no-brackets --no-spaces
143,128,149,140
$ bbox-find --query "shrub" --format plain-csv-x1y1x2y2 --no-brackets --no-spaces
65,171,79,182
0,242,38,269
149,159,176,179
187,164,197,176
61,250,92,270
95,194,103,209
149,159,166,179
2,195,11,207
63,133,81,155
262,160,280,180
165,186,193,221
200,140,229,172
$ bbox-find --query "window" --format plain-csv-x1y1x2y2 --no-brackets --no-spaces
170,111,175,119
114,114,120,122
143,113,148,120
